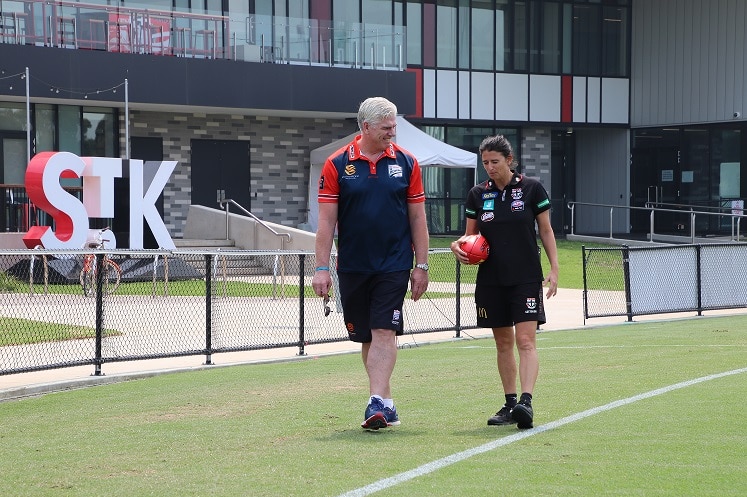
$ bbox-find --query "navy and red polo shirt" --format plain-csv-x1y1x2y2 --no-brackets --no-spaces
318,135,425,274
465,173,551,286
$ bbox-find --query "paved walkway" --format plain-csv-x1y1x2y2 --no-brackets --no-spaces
2,288,745,401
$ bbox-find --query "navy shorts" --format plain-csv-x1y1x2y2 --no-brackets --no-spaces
475,282,546,328
337,271,410,343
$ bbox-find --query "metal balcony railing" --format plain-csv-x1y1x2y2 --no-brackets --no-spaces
0,0,406,69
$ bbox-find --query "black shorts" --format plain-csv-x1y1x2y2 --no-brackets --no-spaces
475,282,546,328
337,271,410,343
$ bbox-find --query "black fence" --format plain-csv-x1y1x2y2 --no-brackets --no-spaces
582,243,747,322
0,248,480,377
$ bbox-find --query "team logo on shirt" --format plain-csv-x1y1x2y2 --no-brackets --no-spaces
511,200,524,212
345,164,356,175
511,188,523,200
481,212,494,222
525,297,537,313
388,164,403,178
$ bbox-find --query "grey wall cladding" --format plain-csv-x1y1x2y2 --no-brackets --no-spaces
123,111,358,238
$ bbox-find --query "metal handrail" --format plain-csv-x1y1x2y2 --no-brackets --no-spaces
218,198,291,249
567,201,745,243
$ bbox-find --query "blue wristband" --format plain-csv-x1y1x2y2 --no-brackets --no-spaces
315,266,329,271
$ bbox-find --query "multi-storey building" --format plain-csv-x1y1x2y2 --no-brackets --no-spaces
0,0,745,243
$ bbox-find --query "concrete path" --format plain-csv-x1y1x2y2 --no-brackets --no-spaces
2,287,745,401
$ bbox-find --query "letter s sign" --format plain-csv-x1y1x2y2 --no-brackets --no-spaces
23,151,89,249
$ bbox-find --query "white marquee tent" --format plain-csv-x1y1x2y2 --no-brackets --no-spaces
306,116,477,231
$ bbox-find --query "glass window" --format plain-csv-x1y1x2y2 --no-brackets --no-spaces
35,104,56,153
530,1,560,73
471,0,493,70
363,0,391,26
712,129,742,199
436,0,457,68
513,1,528,71
573,4,601,75
495,0,511,71
82,108,115,157
602,5,628,76
458,0,470,70
58,105,81,155
0,103,27,132
407,1,422,65
562,3,572,73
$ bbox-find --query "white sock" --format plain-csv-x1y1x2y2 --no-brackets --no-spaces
383,398,394,409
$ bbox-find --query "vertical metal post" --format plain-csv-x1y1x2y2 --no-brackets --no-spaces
298,254,306,356
93,253,105,376
25,67,30,163
695,245,702,316
204,254,213,365
124,78,130,159
622,245,633,322
454,258,461,338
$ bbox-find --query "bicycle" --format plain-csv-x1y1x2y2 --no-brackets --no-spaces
79,228,122,297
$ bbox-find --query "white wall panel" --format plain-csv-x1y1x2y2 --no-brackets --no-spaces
436,70,458,119
529,75,561,122
573,77,587,123
423,69,436,118
587,77,601,123
496,73,528,121
601,78,629,124
458,72,471,119
471,72,495,120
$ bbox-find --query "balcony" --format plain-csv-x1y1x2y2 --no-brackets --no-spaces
0,0,407,70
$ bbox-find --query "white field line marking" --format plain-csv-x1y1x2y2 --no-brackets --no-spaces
338,367,747,497
458,344,744,350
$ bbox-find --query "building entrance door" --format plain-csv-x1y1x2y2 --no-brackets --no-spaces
631,145,684,234
190,140,251,212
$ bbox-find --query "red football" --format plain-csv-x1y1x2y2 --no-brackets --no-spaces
459,234,490,265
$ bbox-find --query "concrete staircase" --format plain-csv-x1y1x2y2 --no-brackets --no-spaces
172,238,273,276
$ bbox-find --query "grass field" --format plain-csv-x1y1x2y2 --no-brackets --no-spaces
1,315,745,497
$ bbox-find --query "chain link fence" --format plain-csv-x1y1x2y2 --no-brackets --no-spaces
583,243,747,321
1,248,479,377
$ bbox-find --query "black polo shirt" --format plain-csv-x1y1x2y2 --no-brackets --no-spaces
464,173,551,286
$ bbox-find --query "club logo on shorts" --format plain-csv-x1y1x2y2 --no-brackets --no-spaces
525,297,537,314
392,309,401,325
346,322,355,336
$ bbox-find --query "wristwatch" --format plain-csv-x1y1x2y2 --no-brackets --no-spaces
415,263,429,271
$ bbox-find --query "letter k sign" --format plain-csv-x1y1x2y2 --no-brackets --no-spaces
128,159,176,250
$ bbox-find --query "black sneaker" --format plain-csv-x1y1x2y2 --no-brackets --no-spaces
487,405,516,426
511,400,534,429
